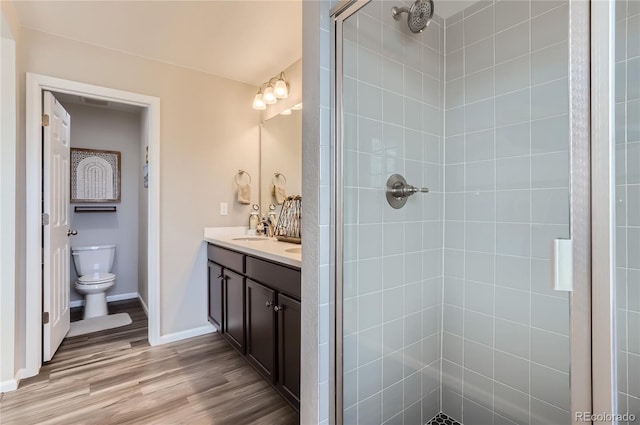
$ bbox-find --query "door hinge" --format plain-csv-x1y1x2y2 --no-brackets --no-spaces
42,312,50,325
42,114,50,127
41,213,49,225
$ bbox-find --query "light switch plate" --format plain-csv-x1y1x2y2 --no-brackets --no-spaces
220,202,228,216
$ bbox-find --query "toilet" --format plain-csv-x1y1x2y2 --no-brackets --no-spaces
71,245,116,319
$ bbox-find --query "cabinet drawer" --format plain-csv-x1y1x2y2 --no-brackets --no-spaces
208,244,245,274
246,257,300,299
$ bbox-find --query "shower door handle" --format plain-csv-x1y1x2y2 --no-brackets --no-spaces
552,239,573,292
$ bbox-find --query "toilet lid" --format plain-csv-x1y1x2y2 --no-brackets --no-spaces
77,272,115,284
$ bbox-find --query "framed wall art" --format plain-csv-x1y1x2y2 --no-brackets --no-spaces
70,148,121,203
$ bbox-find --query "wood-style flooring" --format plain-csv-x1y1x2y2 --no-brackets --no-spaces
0,300,298,425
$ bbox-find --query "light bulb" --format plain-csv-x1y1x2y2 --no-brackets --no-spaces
263,86,277,104
274,77,288,99
253,92,266,110
280,109,292,115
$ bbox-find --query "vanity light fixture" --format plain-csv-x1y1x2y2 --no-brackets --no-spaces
252,71,290,110
291,102,303,110
280,108,292,115
252,88,266,110
263,85,277,104
274,73,289,99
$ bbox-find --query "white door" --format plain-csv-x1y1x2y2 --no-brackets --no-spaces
42,91,71,362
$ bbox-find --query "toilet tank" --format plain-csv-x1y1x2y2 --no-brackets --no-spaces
71,245,116,276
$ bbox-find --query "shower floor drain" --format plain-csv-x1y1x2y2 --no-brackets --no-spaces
427,412,462,425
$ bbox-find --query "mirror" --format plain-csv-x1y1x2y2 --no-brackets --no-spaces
259,109,302,216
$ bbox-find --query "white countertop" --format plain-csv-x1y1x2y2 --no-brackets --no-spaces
204,227,301,269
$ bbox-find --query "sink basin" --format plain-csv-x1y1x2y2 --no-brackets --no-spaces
232,237,267,241
285,247,302,254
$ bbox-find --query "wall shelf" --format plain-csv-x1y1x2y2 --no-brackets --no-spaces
74,206,117,213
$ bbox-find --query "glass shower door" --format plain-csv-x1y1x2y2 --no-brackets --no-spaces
332,0,591,424
338,1,445,423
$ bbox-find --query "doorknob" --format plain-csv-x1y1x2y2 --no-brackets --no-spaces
67,229,78,236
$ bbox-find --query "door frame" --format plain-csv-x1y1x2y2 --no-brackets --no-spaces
590,0,617,418
24,73,161,377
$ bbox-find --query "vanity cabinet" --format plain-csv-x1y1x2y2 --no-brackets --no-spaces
222,269,245,354
245,279,276,382
207,243,301,411
276,293,301,407
207,262,223,331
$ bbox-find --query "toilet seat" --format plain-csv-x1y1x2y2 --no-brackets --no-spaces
77,272,116,285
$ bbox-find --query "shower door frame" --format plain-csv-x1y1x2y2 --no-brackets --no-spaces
590,0,617,418
328,1,593,424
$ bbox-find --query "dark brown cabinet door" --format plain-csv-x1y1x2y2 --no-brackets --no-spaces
223,269,245,354
276,293,301,408
245,279,276,383
207,261,223,331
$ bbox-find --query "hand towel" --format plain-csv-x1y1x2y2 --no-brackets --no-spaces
274,184,287,205
237,184,251,205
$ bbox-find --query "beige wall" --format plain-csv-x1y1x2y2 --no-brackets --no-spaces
1,0,20,39
0,4,19,389
17,28,262,338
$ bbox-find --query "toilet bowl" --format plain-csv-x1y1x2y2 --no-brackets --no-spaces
72,245,116,319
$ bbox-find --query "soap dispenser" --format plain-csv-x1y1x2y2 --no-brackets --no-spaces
249,203,260,230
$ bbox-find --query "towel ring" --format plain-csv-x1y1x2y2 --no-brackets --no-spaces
273,172,287,185
235,170,252,185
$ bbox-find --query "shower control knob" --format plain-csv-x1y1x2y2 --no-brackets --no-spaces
67,229,78,236
385,174,429,209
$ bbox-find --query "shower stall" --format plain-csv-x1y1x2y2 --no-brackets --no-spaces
328,0,599,423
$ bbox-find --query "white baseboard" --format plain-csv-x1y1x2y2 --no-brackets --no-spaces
138,294,149,316
0,378,17,393
0,368,26,393
158,323,216,345
70,292,139,308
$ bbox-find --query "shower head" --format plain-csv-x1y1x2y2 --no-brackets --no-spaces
391,0,434,33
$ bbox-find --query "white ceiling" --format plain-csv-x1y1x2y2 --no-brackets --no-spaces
13,0,472,87
13,0,303,87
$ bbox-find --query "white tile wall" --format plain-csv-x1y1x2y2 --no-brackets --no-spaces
341,1,445,424
306,1,335,424
616,0,640,421
441,1,572,423
327,0,584,423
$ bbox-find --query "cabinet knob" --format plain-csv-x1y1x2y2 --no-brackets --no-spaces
217,273,224,279
274,305,285,312
265,301,273,308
